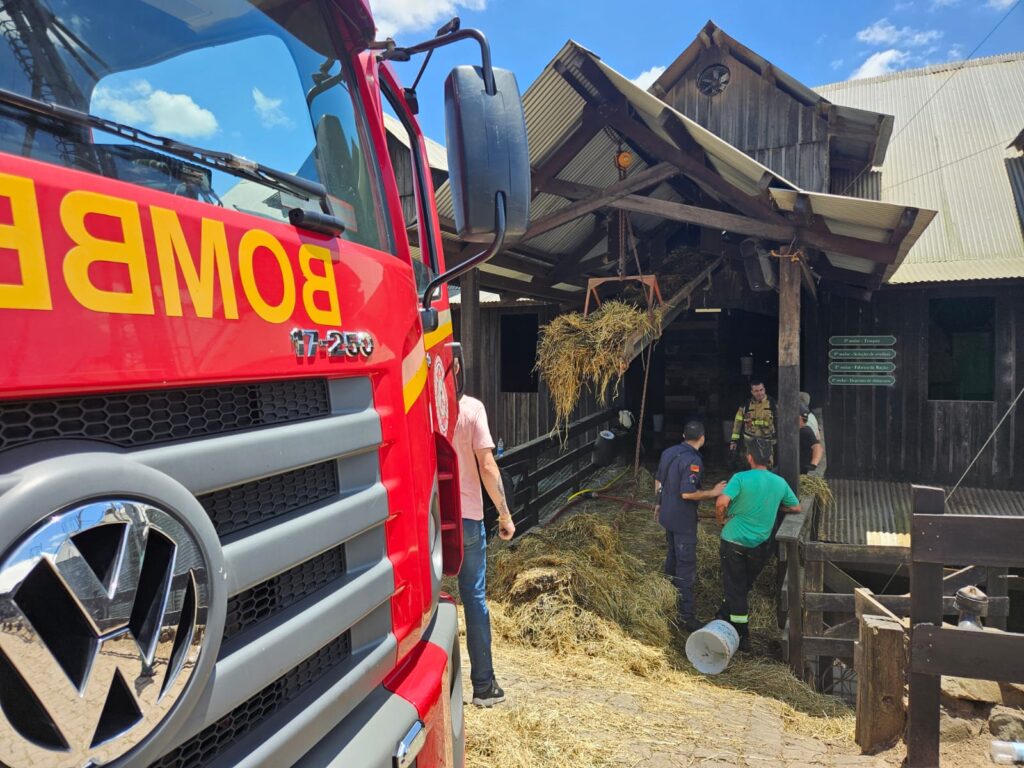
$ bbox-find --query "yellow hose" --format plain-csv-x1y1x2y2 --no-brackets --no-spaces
565,465,631,503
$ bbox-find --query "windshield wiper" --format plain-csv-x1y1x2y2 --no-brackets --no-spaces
0,85,328,208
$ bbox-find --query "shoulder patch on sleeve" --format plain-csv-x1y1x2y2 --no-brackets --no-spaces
690,464,701,472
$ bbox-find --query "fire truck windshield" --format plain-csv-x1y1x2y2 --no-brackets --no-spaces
0,0,391,250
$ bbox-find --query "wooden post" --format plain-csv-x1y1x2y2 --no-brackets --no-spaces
786,538,803,678
988,567,1008,631
856,615,907,753
803,559,824,687
907,485,945,768
777,252,801,495
460,269,482,397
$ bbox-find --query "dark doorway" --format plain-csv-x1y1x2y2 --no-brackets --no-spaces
500,313,539,393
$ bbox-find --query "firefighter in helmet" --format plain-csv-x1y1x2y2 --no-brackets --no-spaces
729,379,778,467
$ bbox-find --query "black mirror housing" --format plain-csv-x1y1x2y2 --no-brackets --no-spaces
444,65,529,243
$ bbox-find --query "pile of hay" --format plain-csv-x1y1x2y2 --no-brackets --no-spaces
477,468,855,744
488,511,676,676
534,300,662,431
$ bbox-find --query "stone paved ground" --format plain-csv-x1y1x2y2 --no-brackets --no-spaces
459,627,891,768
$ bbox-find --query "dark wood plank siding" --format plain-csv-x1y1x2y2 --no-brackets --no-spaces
815,283,1023,489
453,304,605,447
661,46,830,191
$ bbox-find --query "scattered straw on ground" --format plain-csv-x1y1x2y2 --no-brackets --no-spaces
464,467,856,755
535,301,662,432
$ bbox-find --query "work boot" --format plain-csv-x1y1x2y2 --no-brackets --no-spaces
472,679,505,707
737,632,752,653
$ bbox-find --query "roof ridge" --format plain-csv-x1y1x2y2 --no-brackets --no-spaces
816,50,1024,90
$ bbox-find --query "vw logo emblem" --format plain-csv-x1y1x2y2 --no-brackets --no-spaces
0,499,212,767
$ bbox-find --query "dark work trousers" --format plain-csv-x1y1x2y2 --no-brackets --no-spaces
716,538,771,639
664,530,697,622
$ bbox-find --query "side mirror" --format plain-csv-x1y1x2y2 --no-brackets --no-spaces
444,65,530,243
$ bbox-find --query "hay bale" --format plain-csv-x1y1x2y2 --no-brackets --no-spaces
535,301,662,431
799,475,835,510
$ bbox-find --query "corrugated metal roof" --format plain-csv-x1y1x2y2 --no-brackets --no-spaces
820,478,1024,546
816,53,1024,284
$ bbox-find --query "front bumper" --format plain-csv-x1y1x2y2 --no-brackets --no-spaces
294,600,464,768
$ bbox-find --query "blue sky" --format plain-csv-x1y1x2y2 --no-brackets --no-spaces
375,0,1024,144
84,0,1022,194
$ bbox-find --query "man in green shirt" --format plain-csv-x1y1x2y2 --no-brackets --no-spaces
714,439,800,651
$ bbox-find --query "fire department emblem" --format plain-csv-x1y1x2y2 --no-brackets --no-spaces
434,356,450,435
0,500,212,767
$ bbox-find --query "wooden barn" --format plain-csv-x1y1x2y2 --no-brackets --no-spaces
418,21,1024,704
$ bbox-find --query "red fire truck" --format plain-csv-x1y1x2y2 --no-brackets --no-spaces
0,1,528,766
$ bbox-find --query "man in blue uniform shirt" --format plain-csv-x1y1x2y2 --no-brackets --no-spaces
654,421,726,632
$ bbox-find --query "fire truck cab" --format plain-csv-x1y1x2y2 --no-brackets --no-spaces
0,1,528,766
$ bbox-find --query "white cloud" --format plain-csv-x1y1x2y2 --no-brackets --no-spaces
851,48,911,79
930,0,959,7
93,79,218,139
893,1,915,10
252,88,293,129
830,58,845,70
987,0,1015,9
631,65,666,91
947,43,965,59
856,18,942,47
857,18,901,44
369,0,486,38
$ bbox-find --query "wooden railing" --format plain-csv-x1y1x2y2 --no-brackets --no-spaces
906,485,1024,767
484,408,616,536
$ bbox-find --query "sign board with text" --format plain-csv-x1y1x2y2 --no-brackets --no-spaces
828,335,898,387
828,335,897,346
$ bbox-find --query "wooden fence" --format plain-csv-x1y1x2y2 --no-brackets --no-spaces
484,408,616,536
906,485,1024,767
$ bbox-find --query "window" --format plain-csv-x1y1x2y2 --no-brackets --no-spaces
381,83,439,294
928,297,995,401
0,0,390,250
500,313,539,393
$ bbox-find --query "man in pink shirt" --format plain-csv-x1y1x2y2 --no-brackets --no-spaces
453,371,514,707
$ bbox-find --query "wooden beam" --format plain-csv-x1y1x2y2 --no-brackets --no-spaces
855,587,903,624
907,485,945,768
911,625,1024,683
805,542,909,565
912,514,1024,568
544,223,609,284
608,195,793,239
809,591,1010,618
777,251,801,495
888,206,919,245
856,615,906,754
522,162,678,241
476,273,581,304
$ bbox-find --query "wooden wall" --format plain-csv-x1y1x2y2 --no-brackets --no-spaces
660,45,831,192
453,303,608,448
805,282,1024,489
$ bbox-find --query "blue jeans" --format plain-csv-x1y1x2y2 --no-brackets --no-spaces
664,530,697,622
459,519,494,690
